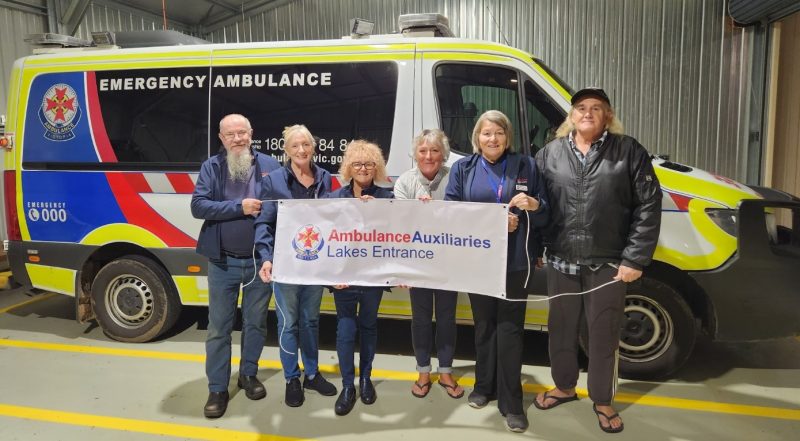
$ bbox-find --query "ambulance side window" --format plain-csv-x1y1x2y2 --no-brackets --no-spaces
209,62,398,174
434,64,523,155
524,79,565,155
95,68,210,167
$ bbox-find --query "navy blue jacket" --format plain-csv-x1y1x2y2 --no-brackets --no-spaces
254,162,332,265
445,152,549,274
191,148,281,261
326,181,394,294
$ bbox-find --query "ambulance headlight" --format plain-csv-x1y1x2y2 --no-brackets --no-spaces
705,208,737,237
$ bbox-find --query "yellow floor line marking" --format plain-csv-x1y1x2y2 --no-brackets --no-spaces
1,338,799,422
0,403,308,441
612,391,800,420
0,293,58,314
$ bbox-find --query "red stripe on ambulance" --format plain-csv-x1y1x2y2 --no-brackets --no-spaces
105,173,196,247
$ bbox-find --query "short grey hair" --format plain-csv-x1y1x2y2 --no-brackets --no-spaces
471,110,513,154
412,128,450,161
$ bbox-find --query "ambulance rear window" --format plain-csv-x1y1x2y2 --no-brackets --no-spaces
95,67,210,168
22,68,210,170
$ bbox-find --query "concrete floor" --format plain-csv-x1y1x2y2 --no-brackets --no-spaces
0,287,798,441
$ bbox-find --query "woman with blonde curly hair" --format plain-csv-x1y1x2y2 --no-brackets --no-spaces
326,140,393,416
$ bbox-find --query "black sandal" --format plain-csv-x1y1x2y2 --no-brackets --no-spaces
533,390,579,410
438,380,465,399
411,381,432,398
593,403,624,433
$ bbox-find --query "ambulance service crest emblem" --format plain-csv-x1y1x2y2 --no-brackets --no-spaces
39,83,81,141
292,224,325,261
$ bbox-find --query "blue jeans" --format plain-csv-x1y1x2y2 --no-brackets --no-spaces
333,288,383,387
273,282,324,380
206,255,272,393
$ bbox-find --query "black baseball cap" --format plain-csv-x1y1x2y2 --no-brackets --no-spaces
570,87,611,106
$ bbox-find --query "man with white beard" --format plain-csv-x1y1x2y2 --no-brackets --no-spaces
191,114,281,418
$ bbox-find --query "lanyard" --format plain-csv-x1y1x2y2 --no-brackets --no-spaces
480,156,507,203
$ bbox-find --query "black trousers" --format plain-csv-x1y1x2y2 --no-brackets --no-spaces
469,271,529,416
546,264,626,405
410,287,458,373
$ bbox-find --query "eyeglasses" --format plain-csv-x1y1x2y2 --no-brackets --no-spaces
221,130,251,140
351,161,376,170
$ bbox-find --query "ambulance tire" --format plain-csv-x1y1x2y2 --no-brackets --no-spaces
91,255,182,342
579,277,696,380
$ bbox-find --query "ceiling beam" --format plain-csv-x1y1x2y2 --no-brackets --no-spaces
61,0,91,36
45,0,60,33
0,0,47,16
204,0,239,14
91,0,192,29
202,0,297,32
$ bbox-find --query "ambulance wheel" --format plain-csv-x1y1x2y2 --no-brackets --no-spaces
617,277,696,379
91,255,181,342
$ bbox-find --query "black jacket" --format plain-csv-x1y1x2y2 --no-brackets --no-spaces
534,134,661,270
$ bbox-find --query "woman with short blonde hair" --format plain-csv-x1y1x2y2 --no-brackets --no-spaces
255,124,338,408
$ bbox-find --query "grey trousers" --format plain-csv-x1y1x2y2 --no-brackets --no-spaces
546,264,626,405
409,287,458,373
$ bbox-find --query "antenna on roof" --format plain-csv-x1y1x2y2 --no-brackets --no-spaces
485,5,510,46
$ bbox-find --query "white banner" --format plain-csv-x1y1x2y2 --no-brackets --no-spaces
272,199,508,297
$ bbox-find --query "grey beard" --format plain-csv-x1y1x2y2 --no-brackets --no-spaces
227,150,253,182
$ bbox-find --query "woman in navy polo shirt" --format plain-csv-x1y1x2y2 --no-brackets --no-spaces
445,110,549,433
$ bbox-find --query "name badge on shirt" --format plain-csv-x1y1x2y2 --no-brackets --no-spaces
515,184,528,191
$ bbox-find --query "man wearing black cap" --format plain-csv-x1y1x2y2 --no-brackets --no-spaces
532,88,662,434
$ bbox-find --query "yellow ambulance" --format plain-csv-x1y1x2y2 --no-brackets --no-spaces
2,14,798,379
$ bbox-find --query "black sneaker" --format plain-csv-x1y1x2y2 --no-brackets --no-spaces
468,391,492,409
505,413,529,433
285,377,304,407
303,373,338,396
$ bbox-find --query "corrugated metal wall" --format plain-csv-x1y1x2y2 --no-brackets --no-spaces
0,1,193,118
206,0,758,182
0,6,46,123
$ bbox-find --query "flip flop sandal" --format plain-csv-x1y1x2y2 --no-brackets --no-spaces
533,390,579,410
438,380,465,399
411,381,432,398
593,403,624,434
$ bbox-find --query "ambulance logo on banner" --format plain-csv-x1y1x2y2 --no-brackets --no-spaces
292,224,325,261
39,83,81,141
